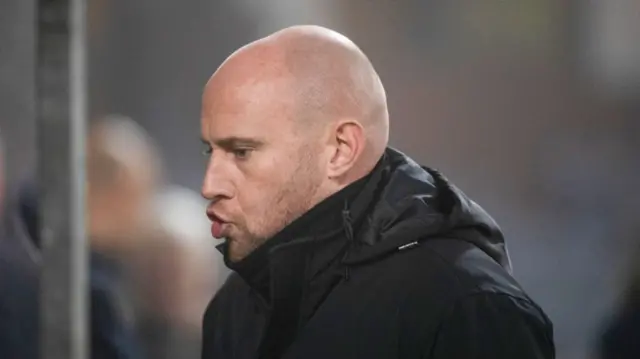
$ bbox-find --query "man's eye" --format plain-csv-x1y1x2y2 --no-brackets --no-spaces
202,145,213,156
233,148,252,160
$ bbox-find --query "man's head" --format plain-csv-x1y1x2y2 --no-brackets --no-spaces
87,115,163,251
201,25,389,262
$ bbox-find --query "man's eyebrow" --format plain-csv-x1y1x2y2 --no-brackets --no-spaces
207,136,265,149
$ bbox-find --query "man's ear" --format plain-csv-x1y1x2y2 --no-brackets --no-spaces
326,120,365,179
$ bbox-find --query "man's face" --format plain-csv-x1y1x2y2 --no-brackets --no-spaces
201,82,327,262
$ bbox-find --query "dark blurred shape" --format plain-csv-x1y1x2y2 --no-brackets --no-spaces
0,130,39,359
0,185,39,359
598,248,640,359
16,178,39,247
0,179,143,359
599,309,640,359
89,251,142,359
0,245,39,359
1,115,162,359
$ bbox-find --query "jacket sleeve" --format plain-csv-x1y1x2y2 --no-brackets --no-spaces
427,293,555,359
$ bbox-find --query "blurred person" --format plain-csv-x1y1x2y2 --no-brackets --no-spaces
0,134,39,359
85,115,165,359
86,115,172,357
0,115,160,359
598,245,640,359
1,178,143,359
200,25,555,359
87,115,162,250
128,185,224,359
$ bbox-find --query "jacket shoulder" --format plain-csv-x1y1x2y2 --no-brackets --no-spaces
377,237,550,334
410,237,527,299
388,239,554,358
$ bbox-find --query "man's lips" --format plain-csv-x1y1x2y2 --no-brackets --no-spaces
206,210,230,238
206,211,228,223
211,221,226,239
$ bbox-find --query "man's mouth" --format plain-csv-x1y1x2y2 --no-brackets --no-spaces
211,220,225,239
207,211,229,239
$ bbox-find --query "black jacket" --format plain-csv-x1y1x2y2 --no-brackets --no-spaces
202,148,555,359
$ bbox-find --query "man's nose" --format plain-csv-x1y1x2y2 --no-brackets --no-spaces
201,158,233,201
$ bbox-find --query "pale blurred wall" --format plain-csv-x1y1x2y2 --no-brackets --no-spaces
2,1,639,359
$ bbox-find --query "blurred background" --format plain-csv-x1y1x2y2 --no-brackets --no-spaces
1,1,640,358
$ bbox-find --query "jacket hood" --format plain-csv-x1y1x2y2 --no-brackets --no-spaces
344,148,511,272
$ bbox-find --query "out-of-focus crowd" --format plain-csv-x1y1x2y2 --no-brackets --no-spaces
0,116,228,359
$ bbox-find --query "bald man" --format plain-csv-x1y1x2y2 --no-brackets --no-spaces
200,26,554,359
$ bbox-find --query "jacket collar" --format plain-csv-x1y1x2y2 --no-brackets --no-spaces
219,154,387,304
249,156,388,359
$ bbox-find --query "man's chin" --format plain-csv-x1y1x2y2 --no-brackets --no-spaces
225,240,251,263
222,233,267,263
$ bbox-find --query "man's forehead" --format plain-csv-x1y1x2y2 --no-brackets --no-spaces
203,76,296,123
204,72,292,105
201,100,297,143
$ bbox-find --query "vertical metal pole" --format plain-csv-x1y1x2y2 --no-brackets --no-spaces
36,0,88,358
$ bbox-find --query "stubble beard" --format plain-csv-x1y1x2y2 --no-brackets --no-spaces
231,148,325,262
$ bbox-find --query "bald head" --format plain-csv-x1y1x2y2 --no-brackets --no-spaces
203,25,389,166
201,26,389,261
